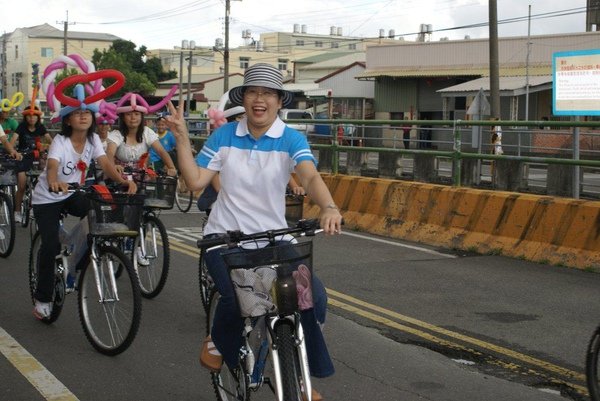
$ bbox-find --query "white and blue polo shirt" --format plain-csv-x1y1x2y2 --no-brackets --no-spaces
196,116,316,235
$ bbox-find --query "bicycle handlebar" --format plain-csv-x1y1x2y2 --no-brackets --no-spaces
196,219,322,250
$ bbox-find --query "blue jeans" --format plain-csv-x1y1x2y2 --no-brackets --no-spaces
205,242,335,378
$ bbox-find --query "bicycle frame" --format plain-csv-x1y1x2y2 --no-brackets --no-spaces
138,209,159,261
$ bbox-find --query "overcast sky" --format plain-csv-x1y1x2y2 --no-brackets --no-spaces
3,0,590,50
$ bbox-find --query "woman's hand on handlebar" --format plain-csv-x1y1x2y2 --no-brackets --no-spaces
166,167,177,177
49,181,70,194
319,207,343,235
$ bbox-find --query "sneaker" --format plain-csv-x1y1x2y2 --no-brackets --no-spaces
14,211,22,224
33,300,52,320
199,336,223,372
66,273,76,293
136,247,150,266
302,388,323,401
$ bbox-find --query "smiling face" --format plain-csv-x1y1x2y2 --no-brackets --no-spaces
155,118,168,134
242,86,282,137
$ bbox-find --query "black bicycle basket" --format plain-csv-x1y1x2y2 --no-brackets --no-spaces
221,241,314,317
137,175,177,209
87,192,145,237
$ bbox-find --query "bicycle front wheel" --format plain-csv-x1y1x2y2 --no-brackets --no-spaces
134,215,170,298
20,190,31,228
175,177,193,213
198,249,213,312
28,232,65,324
275,321,304,401
0,191,15,258
78,245,142,356
207,290,250,401
587,326,600,400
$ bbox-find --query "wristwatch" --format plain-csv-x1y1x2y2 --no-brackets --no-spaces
325,203,338,210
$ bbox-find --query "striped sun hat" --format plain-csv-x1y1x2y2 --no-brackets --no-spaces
228,63,293,108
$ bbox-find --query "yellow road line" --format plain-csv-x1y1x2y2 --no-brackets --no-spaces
0,326,79,401
327,289,586,383
328,296,588,395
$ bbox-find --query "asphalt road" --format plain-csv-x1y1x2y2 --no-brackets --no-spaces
1,209,598,401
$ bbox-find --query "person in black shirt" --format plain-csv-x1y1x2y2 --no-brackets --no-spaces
13,106,52,222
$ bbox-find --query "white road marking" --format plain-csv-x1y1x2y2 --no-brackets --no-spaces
0,326,79,400
340,231,457,258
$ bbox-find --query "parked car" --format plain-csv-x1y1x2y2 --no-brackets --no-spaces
279,109,315,134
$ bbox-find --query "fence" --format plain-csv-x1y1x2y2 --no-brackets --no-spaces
47,116,599,200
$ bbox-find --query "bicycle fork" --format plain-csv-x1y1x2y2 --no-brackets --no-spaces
268,314,312,401
138,221,158,260
90,239,119,302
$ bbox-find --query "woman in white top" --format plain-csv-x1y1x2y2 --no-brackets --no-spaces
106,93,177,176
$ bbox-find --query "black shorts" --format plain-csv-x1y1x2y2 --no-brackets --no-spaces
16,156,34,173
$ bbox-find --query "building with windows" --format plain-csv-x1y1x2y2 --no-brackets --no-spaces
0,24,120,102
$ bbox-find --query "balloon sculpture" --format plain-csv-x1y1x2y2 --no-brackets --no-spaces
1,92,25,112
206,91,245,129
42,54,125,123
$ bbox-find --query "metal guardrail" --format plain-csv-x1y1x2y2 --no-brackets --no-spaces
49,116,600,199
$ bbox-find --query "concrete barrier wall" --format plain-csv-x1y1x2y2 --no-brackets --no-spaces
303,175,600,270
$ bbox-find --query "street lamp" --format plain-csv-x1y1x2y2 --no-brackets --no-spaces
179,39,196,114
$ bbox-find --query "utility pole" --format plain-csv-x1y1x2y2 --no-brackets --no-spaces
223,0,230,92
525,4,531,122
488,0,500,119
178,44,184,107
1,33,7,98
186,41,195,113
57,10,75,56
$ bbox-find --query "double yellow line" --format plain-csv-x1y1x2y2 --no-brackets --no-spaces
168,236,588,397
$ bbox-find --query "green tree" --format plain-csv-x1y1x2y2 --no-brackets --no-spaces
92,40,176,96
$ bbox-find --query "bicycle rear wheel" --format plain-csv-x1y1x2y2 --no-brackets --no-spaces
78,244,142,355
134,215,170,298
28,232,66,324
0,191,15,257
207,290,250,401
587,326,600,400
175,177,193,213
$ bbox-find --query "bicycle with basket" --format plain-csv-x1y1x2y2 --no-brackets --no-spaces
126,166,177,298
197,218,326,401
28,183,144,355
0,151,18,257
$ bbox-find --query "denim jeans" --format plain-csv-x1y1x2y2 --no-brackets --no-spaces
205,242,335,378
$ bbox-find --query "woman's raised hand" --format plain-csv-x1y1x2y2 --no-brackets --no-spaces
165,101,189,140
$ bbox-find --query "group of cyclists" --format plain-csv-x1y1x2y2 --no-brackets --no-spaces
2,60,342,400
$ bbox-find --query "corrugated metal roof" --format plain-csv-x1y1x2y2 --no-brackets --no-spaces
356,65,551,79
438,75,552,93
437,75,553,97
21,23,120,41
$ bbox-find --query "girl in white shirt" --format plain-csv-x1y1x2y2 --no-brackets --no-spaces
31,100,136,320
106,95,177,176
